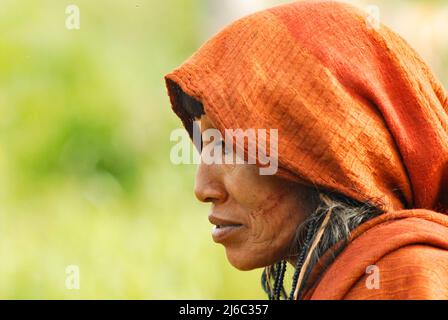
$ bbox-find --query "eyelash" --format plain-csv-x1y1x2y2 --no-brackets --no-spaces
220,139,230,155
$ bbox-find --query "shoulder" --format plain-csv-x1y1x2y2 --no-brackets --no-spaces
309,211,448,300
345,244,448,299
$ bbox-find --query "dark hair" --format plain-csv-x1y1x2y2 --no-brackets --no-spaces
168,81,205,120
262,190,384,300
169,83,205,151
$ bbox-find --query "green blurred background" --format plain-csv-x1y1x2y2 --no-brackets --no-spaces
0,0,446,299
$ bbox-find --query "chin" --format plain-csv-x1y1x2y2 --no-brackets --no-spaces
225,248,272,271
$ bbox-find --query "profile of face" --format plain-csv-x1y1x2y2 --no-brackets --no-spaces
194,115,317,270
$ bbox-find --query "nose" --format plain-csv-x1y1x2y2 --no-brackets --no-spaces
194,162,228,204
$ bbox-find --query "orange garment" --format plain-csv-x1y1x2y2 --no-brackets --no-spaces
304,210,448,299
164,1,448,299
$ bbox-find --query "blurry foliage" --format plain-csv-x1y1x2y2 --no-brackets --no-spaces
0,0,446,299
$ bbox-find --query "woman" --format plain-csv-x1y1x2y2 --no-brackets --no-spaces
164,1,448,299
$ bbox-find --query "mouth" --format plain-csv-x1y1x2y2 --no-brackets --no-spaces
208,214,244,243
215,224,241,228
211,224,243,242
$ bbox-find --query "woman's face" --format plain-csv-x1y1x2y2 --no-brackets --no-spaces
194,115,316,270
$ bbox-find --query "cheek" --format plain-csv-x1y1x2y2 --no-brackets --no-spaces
223,164,304,230
249,192,302,243
226,196,303,270
222,164,280,209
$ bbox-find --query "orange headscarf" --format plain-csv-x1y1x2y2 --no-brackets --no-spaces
165,1,448,299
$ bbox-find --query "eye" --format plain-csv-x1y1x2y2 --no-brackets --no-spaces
221,139,230,155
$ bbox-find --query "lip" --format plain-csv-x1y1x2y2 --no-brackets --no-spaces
211,225,243,242
208,214,244,243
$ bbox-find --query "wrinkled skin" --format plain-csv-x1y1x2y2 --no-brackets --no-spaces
194,115,317,270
